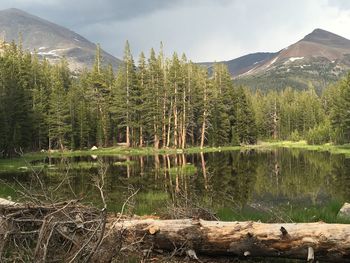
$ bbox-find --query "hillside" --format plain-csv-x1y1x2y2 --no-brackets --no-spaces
202,29,350,92
0,8,121,71
200,52,276,77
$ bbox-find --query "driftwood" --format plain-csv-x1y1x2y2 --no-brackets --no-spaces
109,218,350,262
1,199,350,262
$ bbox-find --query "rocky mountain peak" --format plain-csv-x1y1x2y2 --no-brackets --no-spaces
0,8,121,71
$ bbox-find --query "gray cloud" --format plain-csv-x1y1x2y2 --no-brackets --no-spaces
8,0,186,25
327,0,350,9
0,0,350,62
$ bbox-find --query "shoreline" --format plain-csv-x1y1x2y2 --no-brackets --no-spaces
26,140,350,157
2,140,350,173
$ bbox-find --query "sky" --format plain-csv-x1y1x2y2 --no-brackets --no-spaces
1,0,350,62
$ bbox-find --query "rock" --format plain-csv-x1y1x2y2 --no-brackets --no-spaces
0,197,18,206
90,146,98,151
338,203,350,219
90,155,98,160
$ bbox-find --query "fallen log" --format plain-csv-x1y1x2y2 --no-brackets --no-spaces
2,200,350,262
109,218,350,262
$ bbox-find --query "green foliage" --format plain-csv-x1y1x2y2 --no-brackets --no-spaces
48,62,71,150
289,130,300,142
328,73,350,144
233,86,257,144
306,121,331,145
3,40,350,157
251,85,327,142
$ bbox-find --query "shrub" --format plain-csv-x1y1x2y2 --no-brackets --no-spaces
289,130,300,142
306,121,331,145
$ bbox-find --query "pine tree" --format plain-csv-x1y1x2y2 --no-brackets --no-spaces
48,63,71,150
137,52,148,147
148,48,164,148
208,64,232,146
0,40,343,155
233,86,257,144
32,55,50,150
337,73,350,143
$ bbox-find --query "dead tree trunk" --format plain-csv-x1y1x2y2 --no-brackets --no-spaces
110,219,350,262
200,79,208,149
272,98,278,140
173,81,178,149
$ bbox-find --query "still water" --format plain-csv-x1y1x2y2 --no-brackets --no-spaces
1,148,350,222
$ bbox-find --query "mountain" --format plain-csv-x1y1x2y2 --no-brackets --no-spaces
202,29,350,92
0,8,121,71
200,52,277,77
245,29,350,75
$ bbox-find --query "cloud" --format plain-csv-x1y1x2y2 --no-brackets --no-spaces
73,0,350,61
2,0,187,25
327,0,350,10
0,0,350,62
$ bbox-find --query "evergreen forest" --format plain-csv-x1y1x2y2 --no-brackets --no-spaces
1,40,350,158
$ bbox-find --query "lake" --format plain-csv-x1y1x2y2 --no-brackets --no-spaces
1,147,349,223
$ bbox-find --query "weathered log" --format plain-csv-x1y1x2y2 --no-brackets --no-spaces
1,200,350,262
109,218,350,262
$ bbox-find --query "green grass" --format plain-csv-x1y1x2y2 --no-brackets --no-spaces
0,155,48,174
2,141,350,173
249,140,350,157
216,201,350,223
22,145,241,159
0,184,17,200
134,191,169,215
2,140,350,174
65,161,100,169
167,163,197,177
0,146,240,173
106,191,169,215
20,141,350,159
285,202,350,223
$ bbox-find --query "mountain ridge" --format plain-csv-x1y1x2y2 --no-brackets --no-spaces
200,28,350,91
0,8,348,91
0,8,122,71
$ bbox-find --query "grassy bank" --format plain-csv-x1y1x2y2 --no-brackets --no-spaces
250,140,350,157
2,141,350,173
43,145,242,157
0,145,240,173
50,140,350,158
33,140,350,158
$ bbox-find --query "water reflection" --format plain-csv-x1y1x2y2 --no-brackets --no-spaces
1,148,350,222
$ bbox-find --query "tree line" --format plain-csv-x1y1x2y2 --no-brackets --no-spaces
0,41,349,157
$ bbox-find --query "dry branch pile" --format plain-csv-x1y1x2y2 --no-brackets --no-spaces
0,200,119,262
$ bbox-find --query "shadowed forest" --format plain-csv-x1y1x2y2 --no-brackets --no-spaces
1,41,350,158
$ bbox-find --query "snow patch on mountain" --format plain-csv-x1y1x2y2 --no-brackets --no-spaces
289,57,304,62
37,48,69,58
